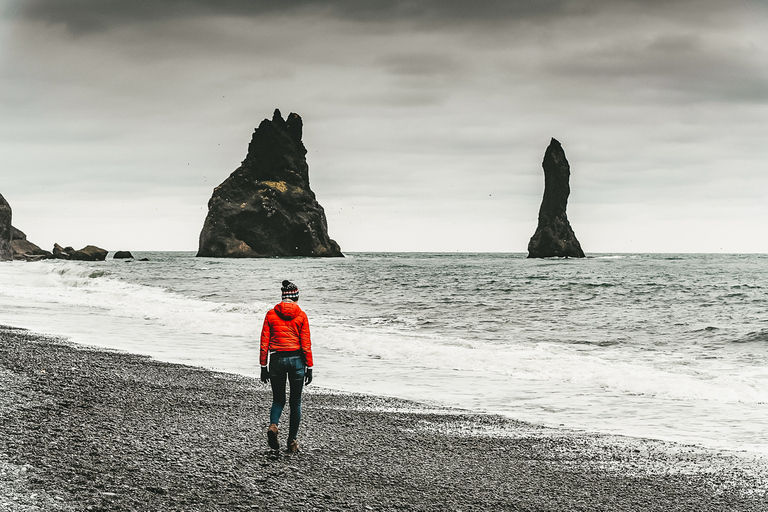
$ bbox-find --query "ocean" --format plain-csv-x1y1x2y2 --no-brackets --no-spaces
1,252,766,454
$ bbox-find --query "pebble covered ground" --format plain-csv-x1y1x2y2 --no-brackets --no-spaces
1,324,767,511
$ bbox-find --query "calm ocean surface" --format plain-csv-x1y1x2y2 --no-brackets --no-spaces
1,252,766,453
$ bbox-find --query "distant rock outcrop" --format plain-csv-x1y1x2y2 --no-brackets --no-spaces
527,138,585,258
0,193,106,262
53,243,108,261
71,245,108,261
11,227,53,261
53,243,74,259
0,193,11,261
113,251,134,259
197,109,343,258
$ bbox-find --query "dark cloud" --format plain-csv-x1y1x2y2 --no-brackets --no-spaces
20,0,680,33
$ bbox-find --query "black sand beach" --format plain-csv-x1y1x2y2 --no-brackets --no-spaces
1,325,766,511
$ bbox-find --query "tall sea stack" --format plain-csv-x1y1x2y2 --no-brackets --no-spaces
197,109,342,258
527,138,585,258
0,193,12,261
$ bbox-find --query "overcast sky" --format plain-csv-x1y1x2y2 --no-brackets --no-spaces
2,0,767,253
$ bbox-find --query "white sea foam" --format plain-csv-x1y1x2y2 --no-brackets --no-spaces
1,261,266,334
311,318,768,406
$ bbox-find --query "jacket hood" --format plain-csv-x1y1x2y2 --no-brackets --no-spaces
274,301,302,320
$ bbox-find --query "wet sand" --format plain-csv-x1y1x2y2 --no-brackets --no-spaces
1,324,766,511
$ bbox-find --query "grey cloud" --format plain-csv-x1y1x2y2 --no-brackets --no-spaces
20,0,687,33
549,32,768,103
7,0,768,252
361,52,462,107
352,90,448,108
376,53,461,77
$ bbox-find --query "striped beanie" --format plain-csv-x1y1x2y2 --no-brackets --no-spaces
281,280,299,301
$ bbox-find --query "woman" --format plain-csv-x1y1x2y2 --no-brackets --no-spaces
259,280,313,453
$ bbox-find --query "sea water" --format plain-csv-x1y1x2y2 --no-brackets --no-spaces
1,252,766,454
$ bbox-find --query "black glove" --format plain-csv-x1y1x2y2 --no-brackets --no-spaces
260,366,270,383
304,368,313,386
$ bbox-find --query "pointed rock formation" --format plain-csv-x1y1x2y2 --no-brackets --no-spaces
527,138,585,258
197,109,342,258
0,193,11,261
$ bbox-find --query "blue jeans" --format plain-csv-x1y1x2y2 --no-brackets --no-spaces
269,355,305,440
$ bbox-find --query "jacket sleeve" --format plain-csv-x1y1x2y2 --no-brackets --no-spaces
300,312,313,368
260,312,272,366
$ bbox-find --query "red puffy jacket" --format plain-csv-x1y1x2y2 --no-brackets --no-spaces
260,301,313,367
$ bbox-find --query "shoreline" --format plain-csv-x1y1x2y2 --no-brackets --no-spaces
1,324,766,511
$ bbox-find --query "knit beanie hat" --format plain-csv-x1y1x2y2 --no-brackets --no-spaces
281,280,299,301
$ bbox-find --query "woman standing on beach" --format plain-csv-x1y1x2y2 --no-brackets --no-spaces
260,280,314,453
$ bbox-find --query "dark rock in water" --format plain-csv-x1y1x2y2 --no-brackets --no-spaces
13,239,52,261
0,193,11,261
113,250,134,259
527,138,585,258
70,245,108,261
10,226,53,260
137,258,149,261
12,243,52,261
0,200,53,261
53,243,74,260
53,243,108,261
197,109,343,258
